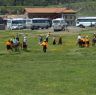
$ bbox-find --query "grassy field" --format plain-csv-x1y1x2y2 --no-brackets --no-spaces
0,28,96,95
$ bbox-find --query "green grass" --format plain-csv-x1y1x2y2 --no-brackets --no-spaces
0,29,96,95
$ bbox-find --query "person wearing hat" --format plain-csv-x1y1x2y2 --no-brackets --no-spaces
41,40,48,52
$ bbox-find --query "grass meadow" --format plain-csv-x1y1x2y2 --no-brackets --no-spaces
0,28,96,95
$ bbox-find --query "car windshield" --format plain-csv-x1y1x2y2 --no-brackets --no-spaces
53,20,60,23
12,20,25,24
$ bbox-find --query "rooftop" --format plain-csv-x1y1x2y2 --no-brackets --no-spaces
24,7,76,13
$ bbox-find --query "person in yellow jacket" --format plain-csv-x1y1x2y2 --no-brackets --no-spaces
5,40,13,51
85,36,90,47
41,40,48,52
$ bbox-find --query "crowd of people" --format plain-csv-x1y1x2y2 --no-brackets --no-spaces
77,33,96,47
5,33,28,52
5,32,63,53
5,31,96,53
38,32,63,53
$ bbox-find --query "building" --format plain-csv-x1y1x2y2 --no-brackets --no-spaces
24,7,77,26
0,17,6,30
3,15,26,19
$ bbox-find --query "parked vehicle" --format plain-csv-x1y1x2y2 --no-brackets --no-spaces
30,18,52,30
6,18,26,30
5,18,52,30
52,18,67,31
76,17,96,28
21,18,52,29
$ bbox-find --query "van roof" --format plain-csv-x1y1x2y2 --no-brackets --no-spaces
52,18,65,21
32,18,50,20
77,17,96,19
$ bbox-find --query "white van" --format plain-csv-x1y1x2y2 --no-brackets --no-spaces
26,18,52,29
6,18,26,30
52,18,67,31
76,17,96,28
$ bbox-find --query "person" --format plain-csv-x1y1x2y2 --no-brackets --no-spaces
38,35,43,44
53,36,56,45
92,36,96,46
80,36,86,47
45,32,50,42
41,40,48,53
65,24,69,32
77,34,82,47
12,37,19,51
16,33,19,41
77,34,82,40
48,32,51,36
45,35,49,42
5,40,13,52
85,36,90,47
93,33,96,38
23,36,27,50
58,36,62,45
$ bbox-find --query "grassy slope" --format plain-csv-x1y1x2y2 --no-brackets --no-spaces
48,1,96,16
70,1,96,16
0,1,96,16
0,29,96,95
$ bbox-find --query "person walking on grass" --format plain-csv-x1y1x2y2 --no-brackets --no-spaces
23,36,27,51
38,35,43,44
58,36,62,45
53,36,56,45
77,34,82,47
5,40,13,52
93,33,96,38
41,40,48,53
85,36,90,47
45,32,50,42
16,33,19,41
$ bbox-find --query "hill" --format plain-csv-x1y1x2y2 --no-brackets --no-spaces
69,1,96,16
0,1,96,16
48,1,96,16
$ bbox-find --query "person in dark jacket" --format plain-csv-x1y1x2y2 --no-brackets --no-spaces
58,36,62,45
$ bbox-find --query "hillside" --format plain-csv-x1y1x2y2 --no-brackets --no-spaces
48,1,96,16
0,1,96,16
69,1,96,16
